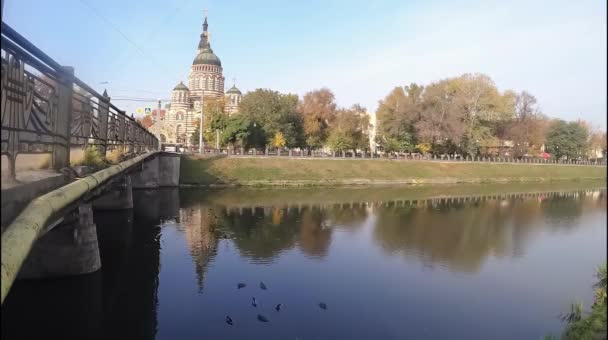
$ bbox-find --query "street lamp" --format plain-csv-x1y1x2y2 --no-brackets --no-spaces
199,92,205,154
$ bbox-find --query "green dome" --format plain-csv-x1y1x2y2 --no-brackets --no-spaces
193,47,222,67
173,81,189,91
226,85,241,95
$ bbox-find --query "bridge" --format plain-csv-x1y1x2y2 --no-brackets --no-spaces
1,22,180,303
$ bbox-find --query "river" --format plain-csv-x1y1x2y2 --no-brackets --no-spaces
2,183,606,339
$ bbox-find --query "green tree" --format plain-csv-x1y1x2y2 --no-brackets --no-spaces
239,89,303,148
190,120,201,146
221,115,251,148
380,133,415,155
377,84,422,139
326,106,369,153
545,120,588,159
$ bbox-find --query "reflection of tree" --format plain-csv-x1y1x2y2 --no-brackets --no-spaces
178,205,219,292
539,193,587,227
298,208,332,258
325,204,368,230
210,204,366,261
214,207,300,262
372,191,606,273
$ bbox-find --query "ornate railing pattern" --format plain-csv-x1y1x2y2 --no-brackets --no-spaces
1,22,158,179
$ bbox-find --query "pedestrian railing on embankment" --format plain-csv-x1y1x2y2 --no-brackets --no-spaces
185,147,606,166
1,22,159,180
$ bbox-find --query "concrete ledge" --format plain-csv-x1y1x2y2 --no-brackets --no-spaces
1,171,69,231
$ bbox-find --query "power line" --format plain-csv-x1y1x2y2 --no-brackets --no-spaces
77,0,175,77
112,98,170,102
106,87,167,95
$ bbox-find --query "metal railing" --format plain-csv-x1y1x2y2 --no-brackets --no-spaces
184,146,607,166
1,22,158,179
1,151,159,304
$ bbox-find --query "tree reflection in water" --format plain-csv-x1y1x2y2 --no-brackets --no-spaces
175,188,605,280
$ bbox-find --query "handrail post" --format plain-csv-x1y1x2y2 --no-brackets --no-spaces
119,111,127,154
98,93,110,158
53,66,74,170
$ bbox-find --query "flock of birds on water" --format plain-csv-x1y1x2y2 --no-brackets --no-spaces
225,281,327,326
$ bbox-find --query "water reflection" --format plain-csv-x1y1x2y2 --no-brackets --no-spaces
177,206,219,291
176,188,606,274
2,185,605,340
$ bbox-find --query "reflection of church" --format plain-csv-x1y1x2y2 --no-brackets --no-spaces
149,13,242,145
179,205,219,292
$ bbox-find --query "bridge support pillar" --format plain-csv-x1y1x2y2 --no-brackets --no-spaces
92,176,133,210
131,153,181,189
18,204,101,279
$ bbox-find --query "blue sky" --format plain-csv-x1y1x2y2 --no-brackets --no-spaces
4,0,607,128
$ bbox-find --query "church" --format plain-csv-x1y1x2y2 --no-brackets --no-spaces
149,13,242,145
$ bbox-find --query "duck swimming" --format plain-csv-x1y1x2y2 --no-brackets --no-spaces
319,302,327,310
257,314,269,322
225,315,233,325
275,303,282,311
260,282,267,290
252,297,257,307
237,283,246,289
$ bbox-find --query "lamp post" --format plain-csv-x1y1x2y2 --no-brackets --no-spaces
199,92,205,154
216,129,220,149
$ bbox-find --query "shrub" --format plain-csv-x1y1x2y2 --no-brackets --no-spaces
79,146,107,168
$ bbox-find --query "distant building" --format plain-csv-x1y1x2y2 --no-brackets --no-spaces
149,13,242,145
151,109,166,122
368,111,377,153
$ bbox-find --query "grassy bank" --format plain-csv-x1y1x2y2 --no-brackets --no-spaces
548,263,607,340
180,155,607,186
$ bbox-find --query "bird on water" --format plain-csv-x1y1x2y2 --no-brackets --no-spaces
237,283,246,289
257,314,269,322
319,302,328,310
225,315,233,325
260,281,267,290
252,297,258,307
275,303,282,311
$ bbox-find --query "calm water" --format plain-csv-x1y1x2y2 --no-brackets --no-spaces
2,184,607,340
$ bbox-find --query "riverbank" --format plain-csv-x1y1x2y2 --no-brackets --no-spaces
180,155,607,187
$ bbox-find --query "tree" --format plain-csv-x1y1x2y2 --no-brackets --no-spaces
326,106,369,153
190,120,201,146
504,91,549,157
376,84,422,153
377,84,423,133
137,115,153,128
202,98,227,147
297,88,337,149
271,132,286,149
416,78,466,148
545,120,588,159
221,115,251,148
239,89,302,147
